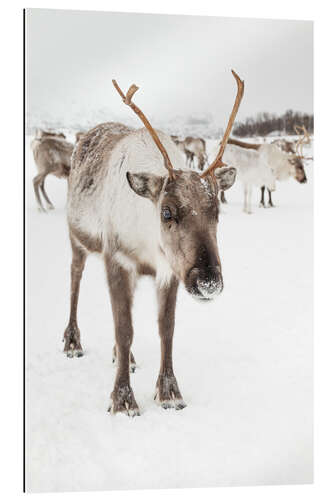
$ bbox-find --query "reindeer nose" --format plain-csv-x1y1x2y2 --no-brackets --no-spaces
186,266,223,300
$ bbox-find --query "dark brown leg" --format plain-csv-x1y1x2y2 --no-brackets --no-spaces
155,277,186,410
220,191,227,204
112,344,137,373
190,153,194,168
105,256,139,416
63,238,87,357
268,189,274,207
33,174,46,212
40,176,55,210
198,154,205,171
259,186,266,207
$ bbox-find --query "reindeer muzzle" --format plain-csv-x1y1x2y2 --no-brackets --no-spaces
185,266,223,301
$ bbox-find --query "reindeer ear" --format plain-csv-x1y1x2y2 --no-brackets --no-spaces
126,172,164,202
215,167,237,191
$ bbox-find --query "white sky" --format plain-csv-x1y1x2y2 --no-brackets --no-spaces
26,9,313,125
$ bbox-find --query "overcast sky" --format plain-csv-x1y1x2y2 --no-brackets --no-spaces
26,9,313,126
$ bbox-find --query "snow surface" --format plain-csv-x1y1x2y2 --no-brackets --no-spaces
25,134,313,492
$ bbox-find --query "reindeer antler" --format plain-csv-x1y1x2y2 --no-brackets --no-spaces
294,124,310,158
112,80,176,180
201,70,244,179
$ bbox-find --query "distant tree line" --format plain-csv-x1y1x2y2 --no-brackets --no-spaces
233,110,314,137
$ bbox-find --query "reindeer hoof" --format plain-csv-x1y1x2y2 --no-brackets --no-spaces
259,202,266,208
109,384,140,417
63,324,84,358
66,348,83,358
154,374,186,411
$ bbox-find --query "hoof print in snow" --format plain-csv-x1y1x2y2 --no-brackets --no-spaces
109,384,140,417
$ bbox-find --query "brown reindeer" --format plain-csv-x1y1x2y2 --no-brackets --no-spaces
64,71,244,416
31,134,74,211
37,129,66,140
172,136,208,170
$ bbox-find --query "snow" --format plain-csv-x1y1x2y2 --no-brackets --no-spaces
25,134,313,492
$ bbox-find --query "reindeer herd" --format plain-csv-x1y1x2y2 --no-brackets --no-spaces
29,71,313,417
31,121,312,216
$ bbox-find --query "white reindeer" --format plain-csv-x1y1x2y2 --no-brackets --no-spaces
228,137,307,207
64,71,244,416
222,144,276,214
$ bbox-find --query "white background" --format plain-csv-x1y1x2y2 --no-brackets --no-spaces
1,1,333,500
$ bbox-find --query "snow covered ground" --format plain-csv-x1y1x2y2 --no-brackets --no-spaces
25,133,313,492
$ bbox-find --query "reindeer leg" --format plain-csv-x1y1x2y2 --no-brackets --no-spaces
259,186,266,208
268,189,274,207
112,344,137,373
220,191,227,204
40,175,55,210
63,238,87,357
190,153,194,169
105,256,139,416
154,277,186,410
247,185,253,214
243,185,248,213
33,174,46,212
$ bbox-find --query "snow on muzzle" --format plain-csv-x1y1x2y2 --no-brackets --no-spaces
185,265,223,301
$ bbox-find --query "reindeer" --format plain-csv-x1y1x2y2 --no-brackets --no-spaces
171,136,194,167
31,134,74,211
227,136,308,207
36,129,66,140
221,144,276,214
63,70,244,417
271,138,296,154
271,125,311,155
172,136,208,170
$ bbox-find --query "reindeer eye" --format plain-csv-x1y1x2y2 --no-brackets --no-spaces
162,207,172,220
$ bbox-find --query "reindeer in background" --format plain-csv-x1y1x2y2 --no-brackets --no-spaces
31,132,74,211
260,125,312,207
227,130,309,207
222,143,276,214
172,136,208,170
36,129,66,140
271,138,296,154
63,70,243,416
272,125,312,155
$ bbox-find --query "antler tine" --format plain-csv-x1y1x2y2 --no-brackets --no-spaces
294,125,304,157
201,70,244,179
302,125,311,145
112,80,176,180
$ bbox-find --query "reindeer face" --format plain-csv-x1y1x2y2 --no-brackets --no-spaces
127,168,236,300
288,157,307,183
